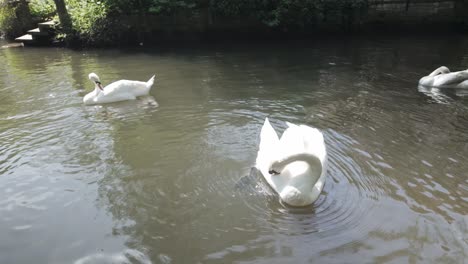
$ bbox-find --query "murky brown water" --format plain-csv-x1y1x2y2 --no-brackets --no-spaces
0,37,467,264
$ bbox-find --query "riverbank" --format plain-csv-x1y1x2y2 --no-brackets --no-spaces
3,29,468,51
2,0,467,47
57,2,468,47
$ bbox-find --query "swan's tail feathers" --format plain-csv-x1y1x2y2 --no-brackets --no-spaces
146,75,156,88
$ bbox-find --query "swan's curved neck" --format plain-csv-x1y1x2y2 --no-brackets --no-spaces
429,66,450,77
94,84,102,92
275,152,322,174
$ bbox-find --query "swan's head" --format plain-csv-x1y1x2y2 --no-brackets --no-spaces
88,73,103,90
439,66,450,74
268,160,284,175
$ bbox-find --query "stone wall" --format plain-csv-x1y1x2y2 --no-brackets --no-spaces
310,0,462,32
368,0,458,24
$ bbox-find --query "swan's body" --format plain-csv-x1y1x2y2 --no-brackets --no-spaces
419,66,468,88
83,73,155,105
255,118,328,206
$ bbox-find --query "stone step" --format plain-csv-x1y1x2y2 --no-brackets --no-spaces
1,42,24,49
15,21,57,46
15,34,34,42
27,28,50,36
38,20,57,30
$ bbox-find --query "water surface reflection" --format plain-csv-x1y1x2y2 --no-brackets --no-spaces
0,37,467,263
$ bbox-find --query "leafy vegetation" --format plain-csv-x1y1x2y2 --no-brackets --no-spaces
31,0,109,45
1,0,367,44
0,2,17,38
0,0,34,39
102,0,200,15
66,0,107,41
29,0,55,20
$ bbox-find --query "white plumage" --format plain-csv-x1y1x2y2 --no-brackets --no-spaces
255,118,328,206
419,66,468,88
83,73,155,105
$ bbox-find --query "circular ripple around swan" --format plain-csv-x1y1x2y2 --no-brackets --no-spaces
232,128,385,246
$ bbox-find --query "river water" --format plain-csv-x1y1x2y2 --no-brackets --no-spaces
0,37,467,263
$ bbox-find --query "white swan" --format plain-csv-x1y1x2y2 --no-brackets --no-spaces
83,73,155,105
255,118,328,206
419,66,468,88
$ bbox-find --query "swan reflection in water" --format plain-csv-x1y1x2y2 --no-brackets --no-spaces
418,85,468,104
85,95,159,121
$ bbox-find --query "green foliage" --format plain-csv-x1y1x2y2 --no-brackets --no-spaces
0,3,15,35
0,2,21,38
101,0,198,15
65,0,108,42
29,0,56,20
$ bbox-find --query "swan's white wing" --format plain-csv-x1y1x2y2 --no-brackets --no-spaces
299,125,326,159
279,123,305,156
299,125,328,189
279,124,327,177
277,124,320,178
260,117,279,146
103,80,147,95
256,118,289,193
277,122,326,160
285,121,298,128
256,118,279,170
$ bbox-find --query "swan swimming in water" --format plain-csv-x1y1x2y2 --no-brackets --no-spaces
255,118,328,206
419,66,468,88
83,73,156,105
